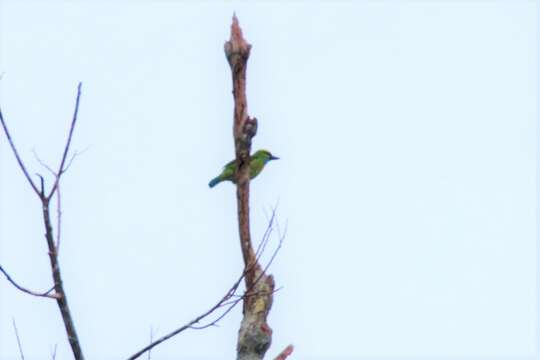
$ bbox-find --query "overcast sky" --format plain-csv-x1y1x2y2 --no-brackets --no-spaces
0,1,537,360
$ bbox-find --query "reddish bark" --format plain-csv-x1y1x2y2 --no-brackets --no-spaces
225,14,290,360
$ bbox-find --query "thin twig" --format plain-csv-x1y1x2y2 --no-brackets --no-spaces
260,226,285,278
178,215,282,329
12,318,25,360
33,146,88,176
32,148,56,175
127,270,246,360
125,278,241,360
147,327,154,360
0,265,58,299
64,147,89,173
0,109,40,197
51,344,58,360
126,215,281,360
33,148,66,252
188,297,240,330
255,207,276,258
47,82,82,200
241,222,284,308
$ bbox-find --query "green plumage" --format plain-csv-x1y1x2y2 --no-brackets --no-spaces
209,149,279,188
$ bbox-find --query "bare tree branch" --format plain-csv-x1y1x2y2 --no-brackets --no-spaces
0,108,41,197
63,146,89,173
126,275,243,360
41,84,85,359
0,265,58,299
33,147,78,253
12,318,25,360
32,148,56,175
126,213,282,360
256,207,277,259
42,179,84,360
47,82,82,200
33,146,88,177
0,82,85,360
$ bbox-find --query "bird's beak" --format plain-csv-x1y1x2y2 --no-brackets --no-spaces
270,155,280,160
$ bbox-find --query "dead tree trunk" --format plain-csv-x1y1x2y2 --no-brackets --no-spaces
224,15,284,360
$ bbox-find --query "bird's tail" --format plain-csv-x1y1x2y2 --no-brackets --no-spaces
208,176,222,188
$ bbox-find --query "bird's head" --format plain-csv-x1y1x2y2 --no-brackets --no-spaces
253,149,279,163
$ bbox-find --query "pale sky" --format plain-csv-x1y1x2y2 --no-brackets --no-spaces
0,1,537,360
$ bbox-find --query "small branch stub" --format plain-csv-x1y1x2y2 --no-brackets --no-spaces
224,14,252,72
274,345,294,360
243,116,258,147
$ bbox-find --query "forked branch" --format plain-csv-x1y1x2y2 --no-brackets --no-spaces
0,83,85,360
0,266,58,299
0,107,40,197
47,82,82,200
126,213,283,360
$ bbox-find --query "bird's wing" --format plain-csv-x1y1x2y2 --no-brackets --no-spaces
223,158,235,170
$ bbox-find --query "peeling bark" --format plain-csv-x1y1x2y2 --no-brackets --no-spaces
224,14,280,360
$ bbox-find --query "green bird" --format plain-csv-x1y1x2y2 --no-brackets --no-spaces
208,149,279,188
